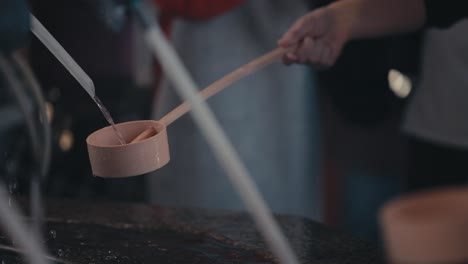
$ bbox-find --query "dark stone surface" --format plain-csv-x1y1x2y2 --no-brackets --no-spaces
0,198,384,263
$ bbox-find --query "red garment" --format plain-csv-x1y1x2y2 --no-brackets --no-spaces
152,0,245,96
154,0,245,21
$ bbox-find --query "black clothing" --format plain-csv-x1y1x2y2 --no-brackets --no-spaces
408,137,468,191
424,0,468,28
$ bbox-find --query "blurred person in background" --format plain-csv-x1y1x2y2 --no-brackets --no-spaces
278,0,468,191
277,0,468,240
278,0,465,67
148,0,322,220
297,1,419,241
403,21,468,191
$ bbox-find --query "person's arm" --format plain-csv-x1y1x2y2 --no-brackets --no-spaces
337,0,425,40
278,0,426,67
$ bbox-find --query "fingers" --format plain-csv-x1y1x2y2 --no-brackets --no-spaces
278,6,345,68
282,43,301,66
297,37,323,64
278,12,316,48
282,52,297,65
281,37,336,68
278,8,339,68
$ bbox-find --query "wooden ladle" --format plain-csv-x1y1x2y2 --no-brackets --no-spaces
86,47,289,177
380,187,468,263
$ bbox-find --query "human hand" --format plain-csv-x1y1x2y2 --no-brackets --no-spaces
278,5,350,68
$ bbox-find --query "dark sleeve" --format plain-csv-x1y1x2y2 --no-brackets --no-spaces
424,0,468,28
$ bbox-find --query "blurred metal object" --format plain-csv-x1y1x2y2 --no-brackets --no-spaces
0,55,42,170
12,52,52,179
0,55,51,264
0,0,30,53
12,53,52,238
1,52,53,245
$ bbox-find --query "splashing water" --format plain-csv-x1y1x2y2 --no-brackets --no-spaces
7,181,16,208
50,230,57,239
8,182,17,194
31,14,126,146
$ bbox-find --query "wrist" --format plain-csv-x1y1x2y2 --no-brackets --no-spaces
327,1,355,43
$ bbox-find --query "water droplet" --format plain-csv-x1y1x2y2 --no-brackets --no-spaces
57,249,64,257
8,197,11,207
104,255,117,260
8,185,13,194
50,230,57,239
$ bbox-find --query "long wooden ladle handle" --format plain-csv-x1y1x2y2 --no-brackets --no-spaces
159,47,290,127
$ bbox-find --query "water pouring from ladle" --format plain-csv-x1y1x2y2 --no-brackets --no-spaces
30,14,126,145
87,47,291,177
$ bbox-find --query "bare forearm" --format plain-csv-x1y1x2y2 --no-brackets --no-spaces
330,0,426,41
278,0,427,67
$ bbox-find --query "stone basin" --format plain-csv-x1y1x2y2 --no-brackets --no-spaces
0,198,383,263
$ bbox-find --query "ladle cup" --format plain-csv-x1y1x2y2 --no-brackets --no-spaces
380,187,468,264
86,47,290,177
